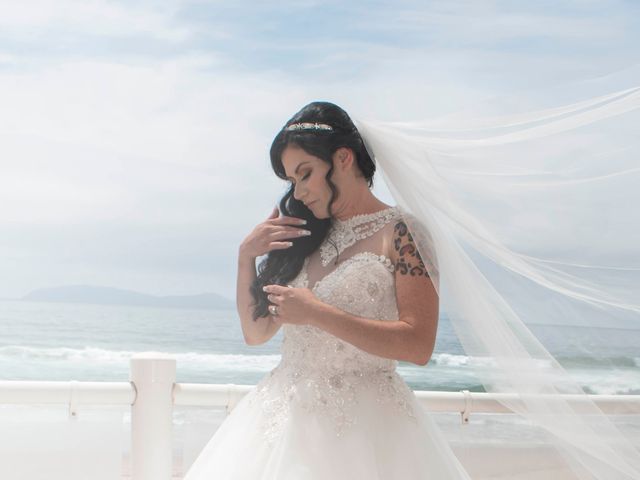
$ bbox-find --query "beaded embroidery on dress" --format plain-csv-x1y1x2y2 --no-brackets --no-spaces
183,206,472,480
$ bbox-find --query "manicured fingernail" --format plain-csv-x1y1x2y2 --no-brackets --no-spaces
299,230,311,236
262,286,267,292
286,241,293,247
299,219,307,225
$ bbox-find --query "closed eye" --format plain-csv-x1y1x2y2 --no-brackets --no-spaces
291,172,311,186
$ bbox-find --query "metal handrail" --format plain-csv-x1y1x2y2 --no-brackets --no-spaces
2,380,638,415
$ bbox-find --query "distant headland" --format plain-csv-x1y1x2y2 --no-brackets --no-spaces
19,285,235,310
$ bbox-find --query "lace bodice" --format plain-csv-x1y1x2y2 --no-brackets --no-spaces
249,206,418,443
281,251,398,374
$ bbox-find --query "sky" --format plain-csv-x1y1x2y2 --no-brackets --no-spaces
1,0,639,301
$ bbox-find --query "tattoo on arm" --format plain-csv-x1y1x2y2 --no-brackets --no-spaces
393,221,431,278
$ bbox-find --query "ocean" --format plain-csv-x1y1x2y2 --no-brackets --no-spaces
1,299,638,395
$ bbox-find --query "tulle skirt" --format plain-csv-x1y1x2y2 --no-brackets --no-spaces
182,368,472,480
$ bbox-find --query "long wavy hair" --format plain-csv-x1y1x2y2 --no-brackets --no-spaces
250,101,377,320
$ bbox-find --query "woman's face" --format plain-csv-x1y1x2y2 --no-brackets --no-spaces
281,144,336,219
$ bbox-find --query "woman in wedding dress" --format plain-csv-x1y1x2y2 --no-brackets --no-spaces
184,86,640,479
183,101,473,479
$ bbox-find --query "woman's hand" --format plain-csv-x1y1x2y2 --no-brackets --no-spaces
262,284,324,326
239,206,310,259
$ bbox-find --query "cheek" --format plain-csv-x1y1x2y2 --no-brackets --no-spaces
311,172,331,194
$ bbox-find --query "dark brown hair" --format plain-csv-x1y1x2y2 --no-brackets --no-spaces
250,101,376,319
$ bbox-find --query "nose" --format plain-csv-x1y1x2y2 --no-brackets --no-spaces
293,182,305,201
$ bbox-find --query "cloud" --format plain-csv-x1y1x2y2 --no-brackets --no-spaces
0,0,638,299
0,0,189,41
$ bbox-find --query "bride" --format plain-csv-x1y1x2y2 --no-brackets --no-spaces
184,95,640,479
183,101,473,478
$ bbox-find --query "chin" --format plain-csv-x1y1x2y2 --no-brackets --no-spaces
318,205,332,219
309,202,329,219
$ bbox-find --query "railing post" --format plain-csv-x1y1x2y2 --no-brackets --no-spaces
130,352,176,480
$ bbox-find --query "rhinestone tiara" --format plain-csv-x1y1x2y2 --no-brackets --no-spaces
284,122,333,132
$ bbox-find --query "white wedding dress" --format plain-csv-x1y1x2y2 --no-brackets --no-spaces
183,206,472,479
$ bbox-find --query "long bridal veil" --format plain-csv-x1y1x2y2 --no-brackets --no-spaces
354,66,640,479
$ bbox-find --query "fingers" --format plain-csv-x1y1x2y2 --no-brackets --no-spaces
267,206,279,220
264,284,293,321
262,224,310,253
270,215,307,226
267,290,282,320
263,284,289,295
266,293,283,304
269,226,311,241
269,241,293,250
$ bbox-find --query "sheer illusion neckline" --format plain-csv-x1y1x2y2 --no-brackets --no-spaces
302,251,395,293
297,205,401,293
332,205,398,227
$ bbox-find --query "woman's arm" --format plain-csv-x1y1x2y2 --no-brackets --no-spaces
309,304,431,365
309,220,439,365
236,206,309,345
236,250,281,345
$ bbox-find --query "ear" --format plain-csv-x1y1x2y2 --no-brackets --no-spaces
334,147,354,171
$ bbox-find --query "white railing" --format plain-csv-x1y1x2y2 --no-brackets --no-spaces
1,352,639,480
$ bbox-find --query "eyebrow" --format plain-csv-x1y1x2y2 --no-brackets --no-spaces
285,161,310,181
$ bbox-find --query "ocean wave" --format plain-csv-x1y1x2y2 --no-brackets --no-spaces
0,345,281,371
555,355,640,369
3,345,638,370
1,345,639,395
430,352,640,369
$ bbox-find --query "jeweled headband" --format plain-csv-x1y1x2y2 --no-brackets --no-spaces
284,122,333,132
